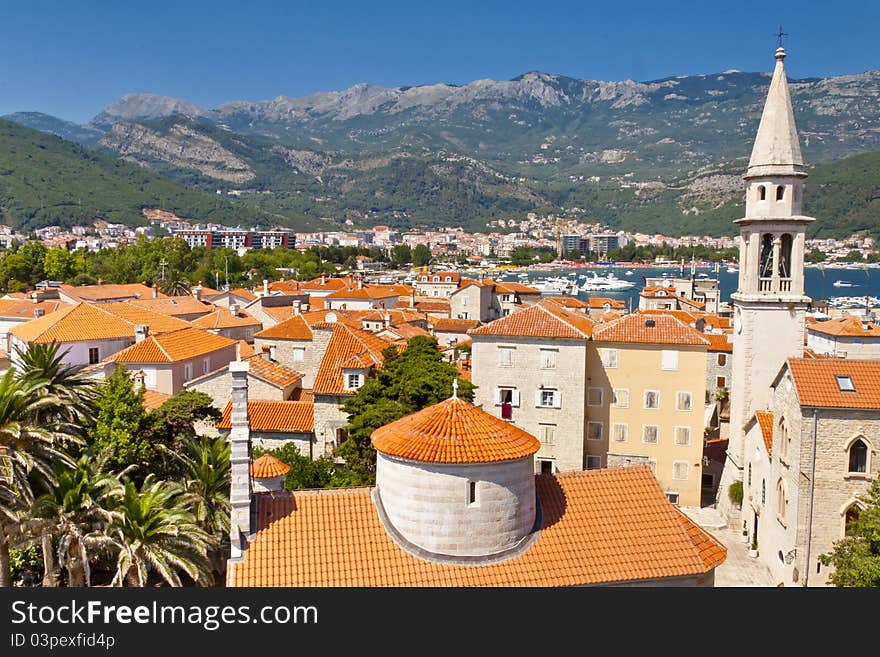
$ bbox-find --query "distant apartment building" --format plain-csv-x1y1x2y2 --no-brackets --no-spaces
806,315,880,359
589,233,621,258
413,272,461,298
642,276,721,314
172,226,295,250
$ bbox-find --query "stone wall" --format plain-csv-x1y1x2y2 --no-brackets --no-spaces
255,326,331,389
313,393,351,456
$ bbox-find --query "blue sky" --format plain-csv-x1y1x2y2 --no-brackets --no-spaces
1,0,877,123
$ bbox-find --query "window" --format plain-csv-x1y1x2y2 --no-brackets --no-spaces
540,349,558,369
539,460,554,474
586,455,602,470
845,506,861,536
666,492,680,505
674,426,691,446
612,423,628,443
202,358,210,374
848,438,868,473
600,348,618,368
643,425,659,444
432,276,440,282
643,390,660,409
676,391,693,411
758,185,766,200
612,388,629,408
647,459,657,474
702,473,715,489
836,375,855,392
495,387,519,407
461,296,468,306
716,376,726,388
587,387,603,406
468,481,477,505
776,185,785,201
661,350,679,370
184,363,192,381
293,347,305,362
537,389,560,408
761,479,766,505
444,276,452,282
777,479,787,523
587,421,603,441
717,353,727,366
673,461,689,480
346,373,362,389
500,294,512,302
498,346,514,367
778,417,789,460
748,463,752,487
539,424,556,445
88,347,99,365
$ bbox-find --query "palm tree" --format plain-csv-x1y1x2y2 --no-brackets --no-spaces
165,436,230,536
0,371,77,586
158,271,191,297
14,342,96,428
30,452,119,587
94,475,215,587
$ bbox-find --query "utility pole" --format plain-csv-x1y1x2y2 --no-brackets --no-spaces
224,255,229,291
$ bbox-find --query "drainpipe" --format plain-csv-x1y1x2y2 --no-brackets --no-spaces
803,408,818,587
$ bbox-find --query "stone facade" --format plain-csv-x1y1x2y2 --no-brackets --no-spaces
228,361,251,559
254,325,331,389
706,348,732,405
313,393,351,456
184,365,295,410
450,284,496,322
375,452,535,557
807,328,880,359
471,335,588,473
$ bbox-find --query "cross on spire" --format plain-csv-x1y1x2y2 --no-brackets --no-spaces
774,25,788,47
452,378,459,400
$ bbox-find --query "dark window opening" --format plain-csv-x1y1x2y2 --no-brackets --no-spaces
88,347,99,365
759,233,774,278
845,506,861,536
778,233,792,278
540,460,553,474
468,481,477,504
776,185,785,201
848,439,868,473
758,185,766,200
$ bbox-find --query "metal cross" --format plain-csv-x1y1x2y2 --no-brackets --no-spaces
774,25,788,47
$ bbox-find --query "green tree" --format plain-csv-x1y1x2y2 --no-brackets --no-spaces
819,479,880,587
337,337,474,485
43,248,80,282
252,443,347,490
0,254,36,292
93,475,214,587
14,342,96,429
87,366,149,475
143,391,221,477
389,245,412,267
412,244,432,267
805,248,828,263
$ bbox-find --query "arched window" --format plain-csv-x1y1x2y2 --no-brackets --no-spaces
759,234,774,278
748,463,752,487
848,438,868,473
844,506,861,536
776,185,785,201
758,185,766,201
761,479,766,505
777,479,787,521
778,234,793,278
778,416,789,459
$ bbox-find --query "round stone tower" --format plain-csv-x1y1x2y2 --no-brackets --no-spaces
250,453,290,493
371,389,541,562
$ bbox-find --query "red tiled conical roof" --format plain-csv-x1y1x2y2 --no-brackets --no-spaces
371,398,540,464
250,454,291,479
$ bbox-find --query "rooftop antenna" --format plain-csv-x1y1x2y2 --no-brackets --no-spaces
774,25,788,47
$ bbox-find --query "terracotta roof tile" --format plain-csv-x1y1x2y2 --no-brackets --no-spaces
592,313,709,346
0,298,70,320
126,296,213,317
371,398,541,464
544,296,589,309
755,411,774,453
141,389,171,410
301,277,349,292
244,354,303,388
268,280,304,293
586,297,626,309
313,324,389,395
469,302,593,339
227,288,258,301
414,301,451,312
705,333,733,353
430,318,480,332
786,358,880,409
10,302,191,344
807,315,880,338
191,307,261,330
325,285,403,300
218,400,314,433
237,340,256,358
110,327,237,363
290,388,313,402
228,467,726,587
379,323,431,340
492,280,541,295
254,315,314,340
59,283,163,302
250,454,291,478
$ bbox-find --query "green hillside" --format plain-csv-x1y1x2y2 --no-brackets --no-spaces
0,119,272,231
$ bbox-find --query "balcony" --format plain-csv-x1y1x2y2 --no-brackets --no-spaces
758,278,792,293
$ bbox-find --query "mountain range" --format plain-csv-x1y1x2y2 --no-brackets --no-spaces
4,66,880,238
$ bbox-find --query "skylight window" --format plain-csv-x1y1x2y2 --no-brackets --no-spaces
835,375,855,392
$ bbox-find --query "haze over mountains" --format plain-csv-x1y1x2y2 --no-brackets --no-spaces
3,66,880,237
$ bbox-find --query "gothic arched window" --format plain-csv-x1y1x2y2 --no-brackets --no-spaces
759,234,774,278
777,479,787,522
778,234,793,278
758,185,766,200
848,438,868,474
776,185,785,201
845,505,861,536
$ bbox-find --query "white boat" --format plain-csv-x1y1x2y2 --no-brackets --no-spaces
532,277,579,295
624,270,634,276
726,266,739,273
579,272,635,292
832,280,857,288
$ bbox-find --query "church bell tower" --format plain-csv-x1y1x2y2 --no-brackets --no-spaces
727,46,812,481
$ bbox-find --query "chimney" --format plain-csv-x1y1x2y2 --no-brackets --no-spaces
293,300,301,315
269,344,277,361
410,288,415,308
193,285,202,301
357,276,363,290
228,360,252,559
321,273,326,285
263,279,269,296
135,324,149,342
33,308,45,319
384,312,391,328
152,285,158,299
31,292,38,304
230,303,239,316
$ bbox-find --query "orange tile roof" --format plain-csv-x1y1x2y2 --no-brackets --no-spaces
268,280,304,294
356,309,426,324
755,411,774,454
313,324,389,395
244,354,303,388
218,400,314,433
325,285,402,300
416,272,461,283
290,388,313,402
544,296,588,309
587,297,627,309
227,288,258,301
110,327,237,363
469,302,593,339
237,340,256,358
372,397,540,464
141,389,171,410
640,285,678,296
192,285,222,297
0,298,70,320
430,318,480,332
191,307,261,330
414,301,451,312
9,302,191,344
493,280,541,295
592,313,709,346
785,358,880,409
254,314,313,340
126,296,213,317
301,276,349,292
227,467,726,587
640,308,698,323
705,333,733,353
59,283,164,302
807,315,880,338
379,322,431,340
250,454,291,479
